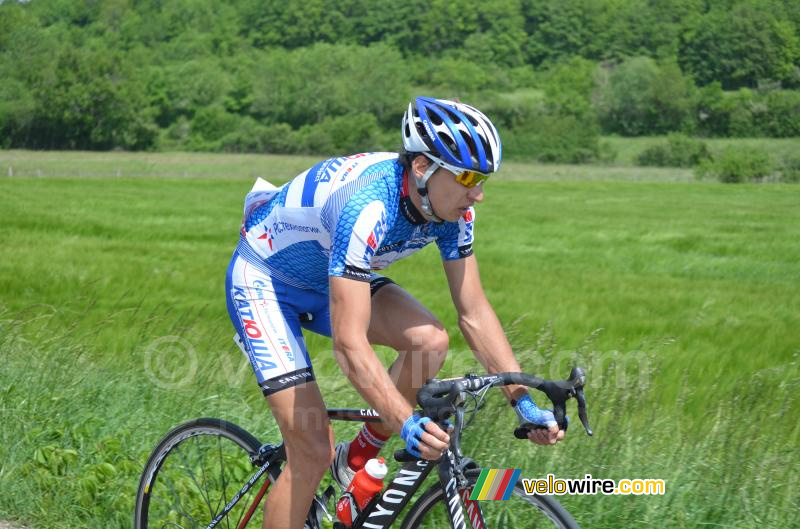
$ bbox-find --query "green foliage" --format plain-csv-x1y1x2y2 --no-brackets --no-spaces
779,154,800,182
596,57,695,136
696,147,773,183
679,0,800,89
636,134,711,167
540,57,598,120
694,85,800,137
249,43,407,129
504,114,601,163
1,0,799,154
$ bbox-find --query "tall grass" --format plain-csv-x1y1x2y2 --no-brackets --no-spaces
1,151,798,527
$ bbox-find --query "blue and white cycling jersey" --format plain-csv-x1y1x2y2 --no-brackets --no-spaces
236,152,475,293
227,152,475,394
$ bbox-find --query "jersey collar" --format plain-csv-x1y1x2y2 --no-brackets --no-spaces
400,170,428,225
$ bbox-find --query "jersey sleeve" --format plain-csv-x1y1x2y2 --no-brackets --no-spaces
329,198,390,282
436,207,475,261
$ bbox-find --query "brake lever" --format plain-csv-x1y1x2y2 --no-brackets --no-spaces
575,387,593,436
513,367,593,439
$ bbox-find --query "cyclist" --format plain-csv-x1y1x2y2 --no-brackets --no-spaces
226,97,566,529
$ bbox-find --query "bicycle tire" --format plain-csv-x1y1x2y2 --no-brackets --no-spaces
401,468,580,529
134,418,278,529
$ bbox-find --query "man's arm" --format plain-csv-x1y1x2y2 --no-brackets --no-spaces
443,255,565,445
329,276,412,432
442,255,527,402
329,276,449,456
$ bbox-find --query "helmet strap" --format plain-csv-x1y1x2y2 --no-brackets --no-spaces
416,163,444,223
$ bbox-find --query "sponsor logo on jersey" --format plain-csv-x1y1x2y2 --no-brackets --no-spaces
377,240,405,254
277,371,311,385
277,338,294,362
377,237,432,256
260,368,315,395
463,223,473,244
257,228,274,250
252,279,267,300
315,157,345,183
343,265,372,281
462,210,473,222
315,153,367,184
364,210,388,260
272,221,320,235
232,286,277,371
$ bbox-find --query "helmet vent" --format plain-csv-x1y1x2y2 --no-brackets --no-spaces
479,134,492,162
460,130,478,158
442,134,458,153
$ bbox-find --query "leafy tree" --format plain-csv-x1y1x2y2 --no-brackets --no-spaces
679,1,800,89
28,45,156,149
595,56,695,135
250,43,408,128
540,57,598,120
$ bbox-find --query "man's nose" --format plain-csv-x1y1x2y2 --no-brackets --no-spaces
467,184,484,203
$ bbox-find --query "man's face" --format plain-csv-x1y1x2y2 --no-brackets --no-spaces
427,165,485,222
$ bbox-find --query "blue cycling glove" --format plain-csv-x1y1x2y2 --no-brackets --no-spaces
401,415,431,457
514,394,559,429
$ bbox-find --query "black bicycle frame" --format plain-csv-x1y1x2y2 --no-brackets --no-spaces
201,408,479,529
350,448,474,529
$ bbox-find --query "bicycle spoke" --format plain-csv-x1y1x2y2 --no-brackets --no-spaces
217,434,232,529
136,420,268,529
175,441,215,519
156,468,201,528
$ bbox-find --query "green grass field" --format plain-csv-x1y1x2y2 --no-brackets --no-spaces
602,136,800,166
1,149,798,528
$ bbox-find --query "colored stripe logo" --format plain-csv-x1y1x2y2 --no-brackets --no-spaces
469,469,521,500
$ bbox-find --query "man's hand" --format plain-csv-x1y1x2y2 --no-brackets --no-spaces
527,424,566,445
515,394,567,446
401,415,450,459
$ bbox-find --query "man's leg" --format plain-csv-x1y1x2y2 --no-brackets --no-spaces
364,283,449,439
262,381,334,529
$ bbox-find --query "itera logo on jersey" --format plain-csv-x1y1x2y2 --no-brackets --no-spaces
364,211,388,260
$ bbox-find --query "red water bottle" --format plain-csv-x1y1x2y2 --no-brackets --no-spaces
336,457,388,526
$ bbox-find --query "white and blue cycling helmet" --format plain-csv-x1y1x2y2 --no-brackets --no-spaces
402,96,502,175
402,97,502,220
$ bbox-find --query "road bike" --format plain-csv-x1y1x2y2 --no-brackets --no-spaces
134,368,593,529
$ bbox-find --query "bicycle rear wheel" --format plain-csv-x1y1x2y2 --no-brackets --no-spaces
134,418,278,529
401,468,579,529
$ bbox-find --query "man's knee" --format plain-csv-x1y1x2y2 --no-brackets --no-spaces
283,426,335,475
418,324,449,371
422,324,450,363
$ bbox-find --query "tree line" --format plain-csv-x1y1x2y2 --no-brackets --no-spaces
1,0,798,162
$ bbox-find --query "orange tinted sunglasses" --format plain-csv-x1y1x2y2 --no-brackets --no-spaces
454,170,489,188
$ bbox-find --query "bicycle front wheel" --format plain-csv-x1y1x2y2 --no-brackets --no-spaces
134,418,277,529
401,468,579,529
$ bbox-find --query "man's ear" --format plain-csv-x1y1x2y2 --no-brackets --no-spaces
410,155,431,180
